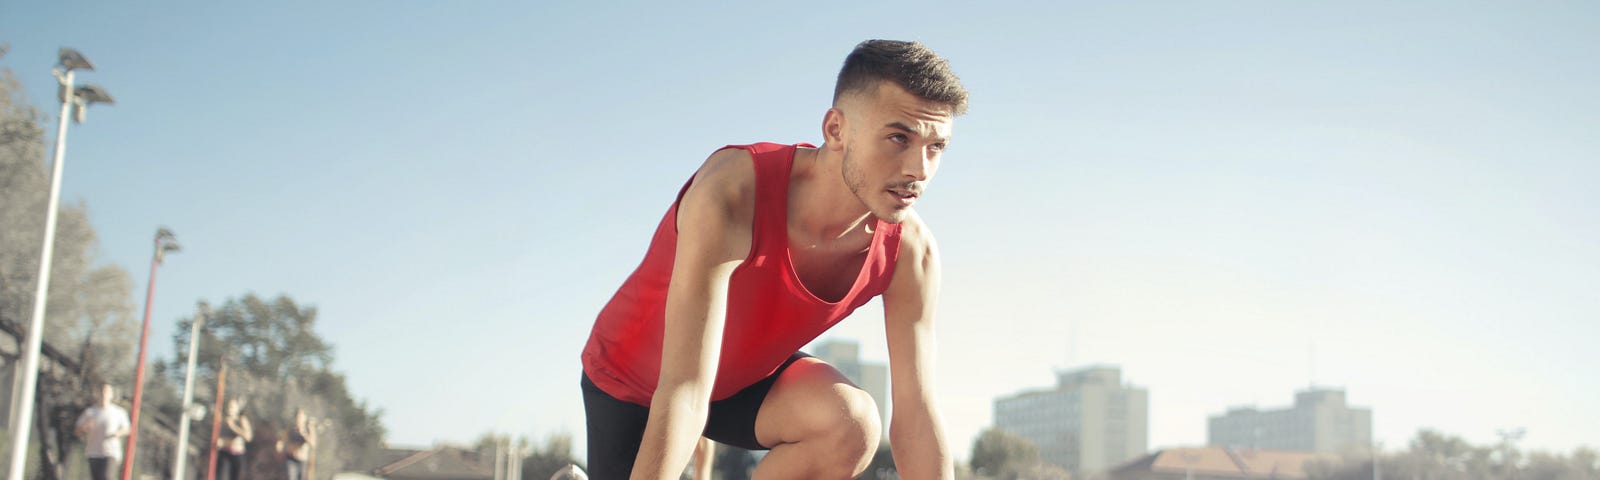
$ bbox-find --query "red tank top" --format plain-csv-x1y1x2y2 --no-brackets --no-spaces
581,143,903,406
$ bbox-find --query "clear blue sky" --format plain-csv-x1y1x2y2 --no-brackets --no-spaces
4,0,1597,461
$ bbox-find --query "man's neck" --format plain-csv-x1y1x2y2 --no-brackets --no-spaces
790,146,873,242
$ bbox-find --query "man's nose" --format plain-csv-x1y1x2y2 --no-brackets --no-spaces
903,150,932,181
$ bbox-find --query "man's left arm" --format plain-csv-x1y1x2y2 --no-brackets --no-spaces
883,216,953,479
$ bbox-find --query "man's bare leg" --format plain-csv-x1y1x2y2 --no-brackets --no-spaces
749,358,881,479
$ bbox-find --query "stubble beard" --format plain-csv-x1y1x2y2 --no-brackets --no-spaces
841,151,910,224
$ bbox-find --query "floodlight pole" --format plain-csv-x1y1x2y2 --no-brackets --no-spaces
4,48,108,480
122,228,180,480
171,304,209,480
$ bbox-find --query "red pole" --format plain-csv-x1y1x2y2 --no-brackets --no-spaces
206,362,228,480
120,240,163,480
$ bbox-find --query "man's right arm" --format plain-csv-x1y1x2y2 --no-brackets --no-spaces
74,411,91,438
630,149,753,480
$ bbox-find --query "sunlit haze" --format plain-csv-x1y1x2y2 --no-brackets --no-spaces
4,1,1596,461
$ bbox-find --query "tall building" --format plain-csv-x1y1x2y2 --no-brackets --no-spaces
812,339,890,436
1207,388,1372,454
993,365,1149,475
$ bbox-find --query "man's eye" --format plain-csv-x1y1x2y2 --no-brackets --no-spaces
889,134,908,144
930,143,946,152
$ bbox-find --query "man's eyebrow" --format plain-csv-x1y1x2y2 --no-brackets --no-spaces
884,121,950,142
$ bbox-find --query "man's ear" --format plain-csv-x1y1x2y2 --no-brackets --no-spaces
822,107,847,152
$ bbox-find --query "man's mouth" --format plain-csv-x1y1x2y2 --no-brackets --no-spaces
888,187,919,206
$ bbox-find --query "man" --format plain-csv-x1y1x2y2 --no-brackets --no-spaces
75,383,132,480
581,39,967,479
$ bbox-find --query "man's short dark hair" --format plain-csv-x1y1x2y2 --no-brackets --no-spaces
834,39,968,115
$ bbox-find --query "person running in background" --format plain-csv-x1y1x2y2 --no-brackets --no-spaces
75,383,131,480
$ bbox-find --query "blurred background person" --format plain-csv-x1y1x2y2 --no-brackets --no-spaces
217,398,254,480
74,383,131,480
276,409,316,480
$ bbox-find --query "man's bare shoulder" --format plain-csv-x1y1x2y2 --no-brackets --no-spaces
679,147,757,228
692,147,756,196
896,209,938,259
884,209,940,313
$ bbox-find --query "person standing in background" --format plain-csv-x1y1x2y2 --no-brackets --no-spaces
276,409,316,480
216,398,254,480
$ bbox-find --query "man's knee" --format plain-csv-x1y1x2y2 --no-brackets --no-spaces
758,358,883,473
842,387,882,471
810,385,881,472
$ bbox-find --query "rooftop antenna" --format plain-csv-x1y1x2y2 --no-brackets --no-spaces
1309,339,1317,389
1066,316,1078,369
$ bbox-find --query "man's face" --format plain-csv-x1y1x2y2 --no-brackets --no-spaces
98,384,114,404
837,82,955,224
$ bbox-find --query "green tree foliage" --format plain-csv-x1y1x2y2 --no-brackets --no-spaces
968,428,1044,479
0,44,139,480
163,293,385,480
0,46,138,380
1306,429,1600,480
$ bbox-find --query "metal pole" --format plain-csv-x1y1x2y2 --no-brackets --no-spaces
1373,413,1381,480
507,440,519,480
1374,445,1381,480
493,437,505,480
205,362,227,480
122,233,167,480
172,305,208,480
4,67,76,480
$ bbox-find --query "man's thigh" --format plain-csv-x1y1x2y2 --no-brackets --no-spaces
582,374,649,479
580,352,844,471
700,353,811,449
751,356,877,449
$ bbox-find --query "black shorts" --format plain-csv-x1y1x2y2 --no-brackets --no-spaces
87,458,112,480
582,352,810,478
